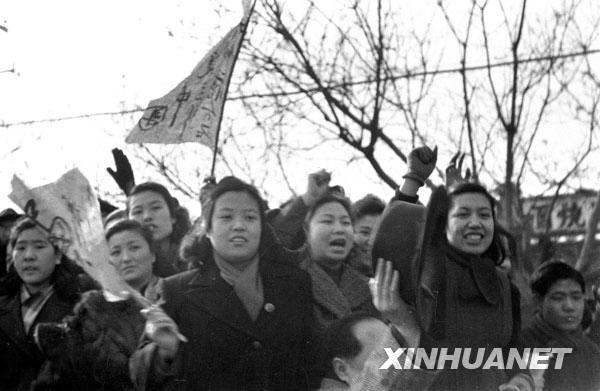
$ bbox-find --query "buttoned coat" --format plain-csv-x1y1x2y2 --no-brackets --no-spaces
0,291,75,391
131,256,315,391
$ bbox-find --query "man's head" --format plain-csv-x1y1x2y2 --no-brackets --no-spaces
323,312,388,386
531,261,585,332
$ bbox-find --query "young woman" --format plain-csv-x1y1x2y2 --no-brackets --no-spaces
131,176,315,391
0,218,83,390
127,182,191,277
299,193,377,334
34,219,162,390
373,182,534,391
521,261,600,391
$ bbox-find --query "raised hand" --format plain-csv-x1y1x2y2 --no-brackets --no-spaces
106,148,135,195
403,146,438,186
370,258,421,347
445,151,472,188
301,169,331,206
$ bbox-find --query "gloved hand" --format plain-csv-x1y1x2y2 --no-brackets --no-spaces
403,146,438,186
301,169,331,206
106,148,135,195
445,151,471,188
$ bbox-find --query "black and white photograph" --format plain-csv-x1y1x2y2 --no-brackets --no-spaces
1,1,600,390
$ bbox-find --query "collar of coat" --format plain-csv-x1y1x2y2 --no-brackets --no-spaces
299,248,371,319
168,253,300,342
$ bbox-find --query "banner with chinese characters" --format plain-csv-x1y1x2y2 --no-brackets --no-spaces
126,1,254,146
8,168,133,298
522,190,600,235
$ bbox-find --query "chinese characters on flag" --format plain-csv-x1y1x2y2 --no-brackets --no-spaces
126,1,254,147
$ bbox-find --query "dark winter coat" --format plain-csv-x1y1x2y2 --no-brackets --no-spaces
373,190,530,391
298,248,377,335
422,247,522,391
0,290,77,390
34,290,147,391
521,314,600,391
131,255,315,391
267,196,310,251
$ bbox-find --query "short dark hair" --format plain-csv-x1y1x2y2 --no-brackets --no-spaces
322,312,382,376
530,261,585,297
181,176,281,269
202,176,268,232
105,219,154,252
4,217,83,301
127,182,191,245
351,194,385,221
304,193,354,228
9,217,60,254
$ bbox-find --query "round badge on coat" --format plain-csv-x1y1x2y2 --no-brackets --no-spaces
264,303,275,312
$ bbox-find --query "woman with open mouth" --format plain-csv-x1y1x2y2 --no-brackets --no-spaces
374,181,535,391
0,217,84,390
298,193,378,335
131,176,315,391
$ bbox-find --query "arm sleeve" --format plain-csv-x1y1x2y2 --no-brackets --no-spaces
268,197,309,250
391,189,419,204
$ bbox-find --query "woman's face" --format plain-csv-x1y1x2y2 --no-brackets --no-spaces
108,230,155,291
207,191,261,267
12,227,60,292
540,278,584,332
307,202,354,266
446,192,494,255
128,191,175,241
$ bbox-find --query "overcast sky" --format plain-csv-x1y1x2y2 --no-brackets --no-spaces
1,0,599,218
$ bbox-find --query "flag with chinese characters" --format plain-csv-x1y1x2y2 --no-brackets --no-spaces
126,1,254,146
8,168,134,299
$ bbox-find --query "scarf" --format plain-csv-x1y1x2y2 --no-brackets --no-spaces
214,255,264,322
446,245,501,305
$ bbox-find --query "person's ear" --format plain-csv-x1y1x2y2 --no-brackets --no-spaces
332,357,352,385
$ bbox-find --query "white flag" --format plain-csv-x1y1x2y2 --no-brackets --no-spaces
126,1,254,146
8,168,133,299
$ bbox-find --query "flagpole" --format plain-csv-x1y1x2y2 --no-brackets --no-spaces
209,0,257,178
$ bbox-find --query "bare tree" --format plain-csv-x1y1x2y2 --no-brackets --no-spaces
236,0,442,190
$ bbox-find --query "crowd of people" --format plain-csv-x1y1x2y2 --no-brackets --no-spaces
0,146,599,391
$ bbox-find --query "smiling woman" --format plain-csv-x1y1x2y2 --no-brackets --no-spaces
131,176,315,391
